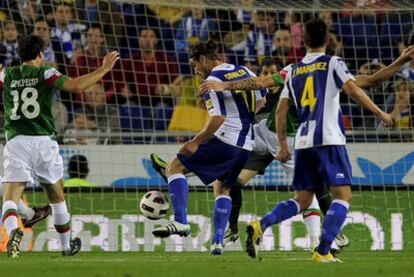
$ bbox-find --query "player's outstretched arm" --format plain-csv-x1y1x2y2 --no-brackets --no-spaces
200,75,276,92
275,98,291,163
62,51,120,93
343,80,393,126
355,46,414,89
179,115,225,156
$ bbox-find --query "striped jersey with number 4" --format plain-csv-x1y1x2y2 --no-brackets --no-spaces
0,65,68,140
280,53,355,149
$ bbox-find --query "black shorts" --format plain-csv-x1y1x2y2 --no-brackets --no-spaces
243,151,274,175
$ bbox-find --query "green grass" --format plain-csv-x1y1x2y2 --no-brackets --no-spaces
1,251,414,277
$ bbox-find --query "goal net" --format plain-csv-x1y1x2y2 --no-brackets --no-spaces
0,0,413,253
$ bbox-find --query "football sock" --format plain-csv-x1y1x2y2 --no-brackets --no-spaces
212,195,232,245
315,187,332,215
2,200,19,236
168,174,189,225
18,199,35,220
302,195,321,247
51,201,71,251
318,199,349,255
260,199,300,232
229,179,243,233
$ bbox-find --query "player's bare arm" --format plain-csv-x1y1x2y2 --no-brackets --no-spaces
342,80,393,126
180,115,225,156
355,46,414,89
200,75,275,92
275,98,291,163
62,51,119,93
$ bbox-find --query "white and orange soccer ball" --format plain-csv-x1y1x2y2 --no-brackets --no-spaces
139,191,169,220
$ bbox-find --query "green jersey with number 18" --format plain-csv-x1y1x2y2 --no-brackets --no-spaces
0,64,68,140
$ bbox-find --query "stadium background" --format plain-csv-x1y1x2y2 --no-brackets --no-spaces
0,0,412,257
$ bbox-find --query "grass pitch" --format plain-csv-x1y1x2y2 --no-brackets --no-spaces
1,251,414,277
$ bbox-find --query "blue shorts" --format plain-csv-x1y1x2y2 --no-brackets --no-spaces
177,137,250,187
292,145,352,191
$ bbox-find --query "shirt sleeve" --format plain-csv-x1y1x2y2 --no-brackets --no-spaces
44,66,69,89
332,57,355,89
203,76,226,116
280,70,292,99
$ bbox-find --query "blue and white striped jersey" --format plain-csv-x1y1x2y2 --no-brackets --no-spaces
281,53,355,149
204,63,267,151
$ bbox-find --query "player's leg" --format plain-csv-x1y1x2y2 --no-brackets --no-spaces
313,145,352,263
315,185,349,248
301,194,321,249
152,157,192,238
210,181,232,254
35,138,81,256
2,182,26,257
42,179,81,255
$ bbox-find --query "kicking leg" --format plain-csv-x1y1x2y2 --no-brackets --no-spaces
152,157,191,238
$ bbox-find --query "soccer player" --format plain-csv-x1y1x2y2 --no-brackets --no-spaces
151,40,266,255
199,36,414,251
0,176,51,229
243,19,393,262
0,35,119,258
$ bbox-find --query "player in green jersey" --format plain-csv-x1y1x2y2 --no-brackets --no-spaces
0,35,119,258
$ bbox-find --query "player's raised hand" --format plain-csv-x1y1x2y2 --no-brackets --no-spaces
179,141,199,156
379,112,394,127
101,51,120,72
398,46,414,63
200,80,225,93
275,147,291,163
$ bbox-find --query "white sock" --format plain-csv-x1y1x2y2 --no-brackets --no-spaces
2,200,19,236
51,201,71,251
18,199,35,220
302,195,321,247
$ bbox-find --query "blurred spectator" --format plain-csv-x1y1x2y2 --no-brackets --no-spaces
32,17,67,71
398,60,414,81
245,10,277,66
4,0,40,32
68,24,120,103
0,21,20,66
318,11,337,33
175,2,216,74
122,27,179,107
327,32,343,57
235,0,255,25
51,2,86,62
64,154,97,187
338,5,379,71
79,0,124,49
271,28,304,68
389,80,414,129
66,82,121,144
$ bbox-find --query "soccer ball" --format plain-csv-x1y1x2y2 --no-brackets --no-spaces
139,191,169,220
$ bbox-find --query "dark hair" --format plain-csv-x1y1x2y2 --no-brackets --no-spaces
258,58,277,75
189,40,218,61
17,35,44,62
68,155,89,179
34,16,49,25
256,10,277,18
303,18,329,48
86,23,102,33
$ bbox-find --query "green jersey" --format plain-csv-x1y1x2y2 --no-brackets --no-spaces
0,64,68,140
266,73,299,136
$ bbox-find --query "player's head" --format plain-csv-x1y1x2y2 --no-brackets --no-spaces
68,155,89,179
189,40,219,78
258,59,278,77
17,35,45,65
303,18,329,50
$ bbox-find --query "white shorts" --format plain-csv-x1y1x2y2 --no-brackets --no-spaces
253,119,295,173
3,136,64,184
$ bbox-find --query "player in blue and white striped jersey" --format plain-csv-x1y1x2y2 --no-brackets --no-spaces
245,19,393,263
152,40,266,255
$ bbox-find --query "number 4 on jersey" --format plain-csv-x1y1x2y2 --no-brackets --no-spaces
301,76,317,112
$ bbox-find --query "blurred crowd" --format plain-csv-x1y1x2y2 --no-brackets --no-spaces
0,0,412,144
